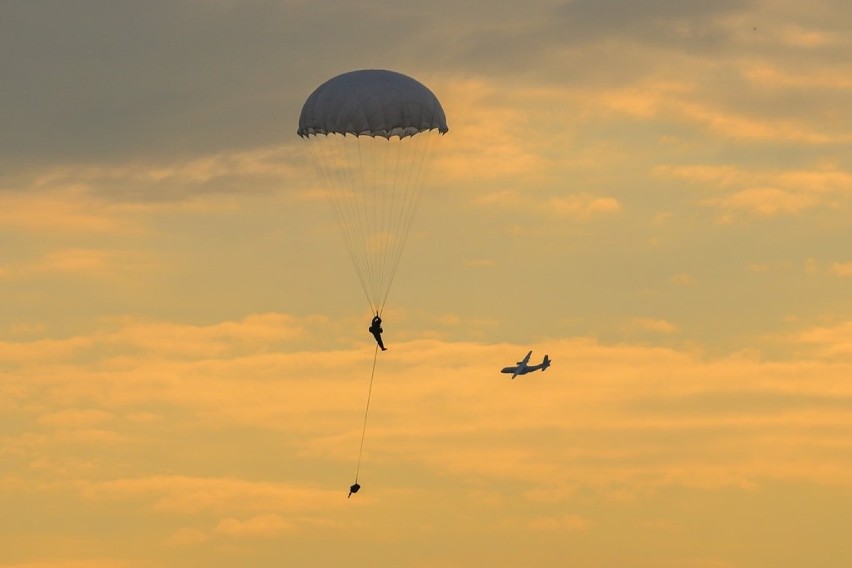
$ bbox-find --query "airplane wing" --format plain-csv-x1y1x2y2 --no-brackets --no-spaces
502,351,533,378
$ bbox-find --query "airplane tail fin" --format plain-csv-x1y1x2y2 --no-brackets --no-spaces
542,355,551,370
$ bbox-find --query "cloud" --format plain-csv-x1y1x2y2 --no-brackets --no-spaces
0,188,139,235
625,317,680,334
671,273,696,286
6,318,852,496
453,0,753,82
4,311,852,566
101,312,317,359
476,190,621,219
742,61,852,90
214,514,294,538
790,319,852,358
552,0,750,45
84,476,342,516
428,78,550,185
1,142,308,208
586,76,849,145
0,561,131,568
677,101,841,143
36,409,114,429
0,1,421,167
5,312,852,499
830,262,852,277
707,187,817,216
548,195,622,216
527,514,593,532
658,163,852,216
0,249,125,281
773,22,849,49
0,335,95,365
166,527,209,547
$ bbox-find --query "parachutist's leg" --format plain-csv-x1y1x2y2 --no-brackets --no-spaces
372,332,386,351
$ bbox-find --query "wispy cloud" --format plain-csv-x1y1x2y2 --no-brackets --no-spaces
87,476,342,516
657,163,852,216
0,188,139,235
830,262,852,277
625,317,681,334
0,249,125,280
214,514,296,538
430,78,550,184
5,313,852,499
790,319,852,358
476,189,621,219
0,560,132,568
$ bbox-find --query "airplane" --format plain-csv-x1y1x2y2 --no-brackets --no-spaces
500,350,551,379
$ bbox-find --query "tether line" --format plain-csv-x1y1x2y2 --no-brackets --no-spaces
354,343,380,483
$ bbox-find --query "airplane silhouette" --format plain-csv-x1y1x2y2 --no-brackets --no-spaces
500,350,551,379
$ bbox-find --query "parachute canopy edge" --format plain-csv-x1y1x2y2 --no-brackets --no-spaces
297,69,448,139
297,125,447,139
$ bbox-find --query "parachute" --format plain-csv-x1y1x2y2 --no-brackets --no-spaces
298,69,448,315
298,70,448,497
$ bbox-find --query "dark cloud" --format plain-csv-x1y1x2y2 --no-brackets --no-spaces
554,0,750,35
437,0,756,89
2,0,847,183
0,0,428,168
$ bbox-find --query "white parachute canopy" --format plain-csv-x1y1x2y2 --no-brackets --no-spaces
298,70,448,314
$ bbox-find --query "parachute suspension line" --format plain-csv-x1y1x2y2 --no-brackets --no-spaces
377,135,396,314
377,135,411,313
356,135,384,315
375,137,391,315
354,137,374,309
307,129,441,316
381,134,409,311
359,135,380,313
325,136,373,310
354,343,380,483
378,130,438,312
346,135,382,312
310,135,374,311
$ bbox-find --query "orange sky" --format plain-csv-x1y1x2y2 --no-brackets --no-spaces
3,1,852,566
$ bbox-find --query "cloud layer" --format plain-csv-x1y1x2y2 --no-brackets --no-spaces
4,313,852,566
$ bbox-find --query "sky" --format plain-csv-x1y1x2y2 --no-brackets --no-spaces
2,0,852,566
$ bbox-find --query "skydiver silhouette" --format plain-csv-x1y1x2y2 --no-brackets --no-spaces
348,482,361,498
369,314,386,351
